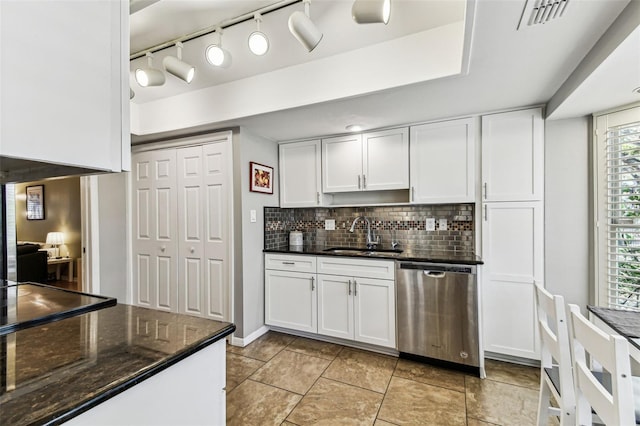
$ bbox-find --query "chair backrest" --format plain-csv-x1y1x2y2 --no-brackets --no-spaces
534,282,575,405
567,304,635,425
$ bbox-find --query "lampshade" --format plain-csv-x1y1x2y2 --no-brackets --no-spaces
46,232,64,246
288,1,323,52
163,42,195,83
352,0,391,24
135,53,166,87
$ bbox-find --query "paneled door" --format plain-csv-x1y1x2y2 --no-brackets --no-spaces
132,149,178,312
176,142,230,322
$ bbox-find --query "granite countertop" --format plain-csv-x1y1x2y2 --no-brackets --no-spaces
264,244,483,265
0,300,235,425
587,305,640,352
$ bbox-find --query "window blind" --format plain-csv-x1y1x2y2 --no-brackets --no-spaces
606,121,640,310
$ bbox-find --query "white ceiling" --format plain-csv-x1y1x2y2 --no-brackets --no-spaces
130,0,639,142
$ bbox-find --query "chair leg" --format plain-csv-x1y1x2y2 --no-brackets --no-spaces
537,377,552,426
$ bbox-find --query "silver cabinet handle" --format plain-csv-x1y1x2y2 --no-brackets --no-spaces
311,276,315,291
483,182,487,199
411,187,415,202
317,192,320,204
483,205,488,221
357,175,361,189
363,175,367,189
348,279,352,295
282,261,295,265
190,247,195,253
160,245,166,252
354,279,358,296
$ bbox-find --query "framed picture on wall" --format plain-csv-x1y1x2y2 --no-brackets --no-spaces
26,185,45,220
249,162,274,194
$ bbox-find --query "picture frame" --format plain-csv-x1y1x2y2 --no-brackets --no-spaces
249,162,274,194
26,185,45,220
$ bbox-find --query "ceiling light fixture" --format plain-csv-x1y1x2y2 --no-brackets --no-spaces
352,0,391,25
248,13,269,56
135,52,165,87
163,42,195,83
346,124,363,132
206,28,232,68
288,0,323,52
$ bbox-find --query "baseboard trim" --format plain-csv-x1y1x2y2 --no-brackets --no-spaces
230,325,269,347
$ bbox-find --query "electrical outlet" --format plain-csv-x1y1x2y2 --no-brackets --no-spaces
325,219,336,230
426,218,435,231
250,210,257,223
439,218,448,230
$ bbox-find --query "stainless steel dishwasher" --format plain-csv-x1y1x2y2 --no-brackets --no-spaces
396,261,479,373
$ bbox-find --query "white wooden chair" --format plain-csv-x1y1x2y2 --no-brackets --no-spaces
567,304,637,425
534,282,576,425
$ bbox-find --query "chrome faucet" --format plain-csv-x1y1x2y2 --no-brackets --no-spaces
349,216,379,249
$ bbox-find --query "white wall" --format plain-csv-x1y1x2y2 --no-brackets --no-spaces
236,127,279,338
97,172,129,302
544,117,590,308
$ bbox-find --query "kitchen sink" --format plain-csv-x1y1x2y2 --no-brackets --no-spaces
323,247,403,257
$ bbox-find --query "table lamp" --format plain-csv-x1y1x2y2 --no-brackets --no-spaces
46,232,64,258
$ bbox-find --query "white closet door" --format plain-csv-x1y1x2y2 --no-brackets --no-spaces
177,146,206,317
202,141,230,322
132,149,178,312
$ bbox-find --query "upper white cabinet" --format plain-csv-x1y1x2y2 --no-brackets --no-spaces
279,140,322,208
0,0,130,173
322,128,409,193
481,108,544,201
409,118,476,204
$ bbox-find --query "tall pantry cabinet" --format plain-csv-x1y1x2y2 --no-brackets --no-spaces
131,133,233,323
481,108,544,361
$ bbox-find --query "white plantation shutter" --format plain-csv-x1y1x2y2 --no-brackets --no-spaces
604,120,640,309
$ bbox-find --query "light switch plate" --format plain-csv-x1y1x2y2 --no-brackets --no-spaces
325,219,336,230
250,210,257,223
426,218,435,231
439,218,448,230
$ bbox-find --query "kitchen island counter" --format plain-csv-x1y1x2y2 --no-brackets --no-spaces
0,300,235,425
265,244,483,265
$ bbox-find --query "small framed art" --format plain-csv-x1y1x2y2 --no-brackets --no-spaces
250,162,274,194
26,185,45,220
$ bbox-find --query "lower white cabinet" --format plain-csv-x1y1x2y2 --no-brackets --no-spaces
265,269,317,333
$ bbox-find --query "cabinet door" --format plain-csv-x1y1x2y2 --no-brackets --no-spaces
131,149,178,312
482,108,544,201
317,274,354,340
279,140,322,207
354,278,396,348
322,135,363,193
265,270,317,333
410,119,475,203
481,201,543,360
363,128,409,191
1,0,129,172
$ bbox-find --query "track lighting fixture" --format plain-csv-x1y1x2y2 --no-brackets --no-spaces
206,28,232,68
288,0,323,52
248,13,269,56
352,0,391,24
163,42,195,83
135,52,165,87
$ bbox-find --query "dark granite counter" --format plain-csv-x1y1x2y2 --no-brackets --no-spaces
0,300,235,425
265,244,483,265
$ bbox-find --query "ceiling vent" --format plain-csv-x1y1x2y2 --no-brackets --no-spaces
518,0,570,29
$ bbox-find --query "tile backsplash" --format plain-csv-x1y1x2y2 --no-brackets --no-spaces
265,204,475,253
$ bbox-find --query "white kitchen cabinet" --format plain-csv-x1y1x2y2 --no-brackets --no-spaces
0,0,130,173
279,140,323,207
322,128,408,193
481,108,544,202
317,257,396,348
265,254,317,333
481,201,543,360
409,118,476,203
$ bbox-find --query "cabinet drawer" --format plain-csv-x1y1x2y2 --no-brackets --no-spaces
265,254,317,273
317,256,395,280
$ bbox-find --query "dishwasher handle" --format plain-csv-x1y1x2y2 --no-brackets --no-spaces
423,271,446,278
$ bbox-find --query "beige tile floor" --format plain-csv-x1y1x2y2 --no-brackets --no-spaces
226,331,544,426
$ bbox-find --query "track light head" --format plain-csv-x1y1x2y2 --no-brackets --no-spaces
163,42,195,83
288,0,323,52
352,0,391,24
249,13,269,56
206,29,232,67
135,53,165,87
